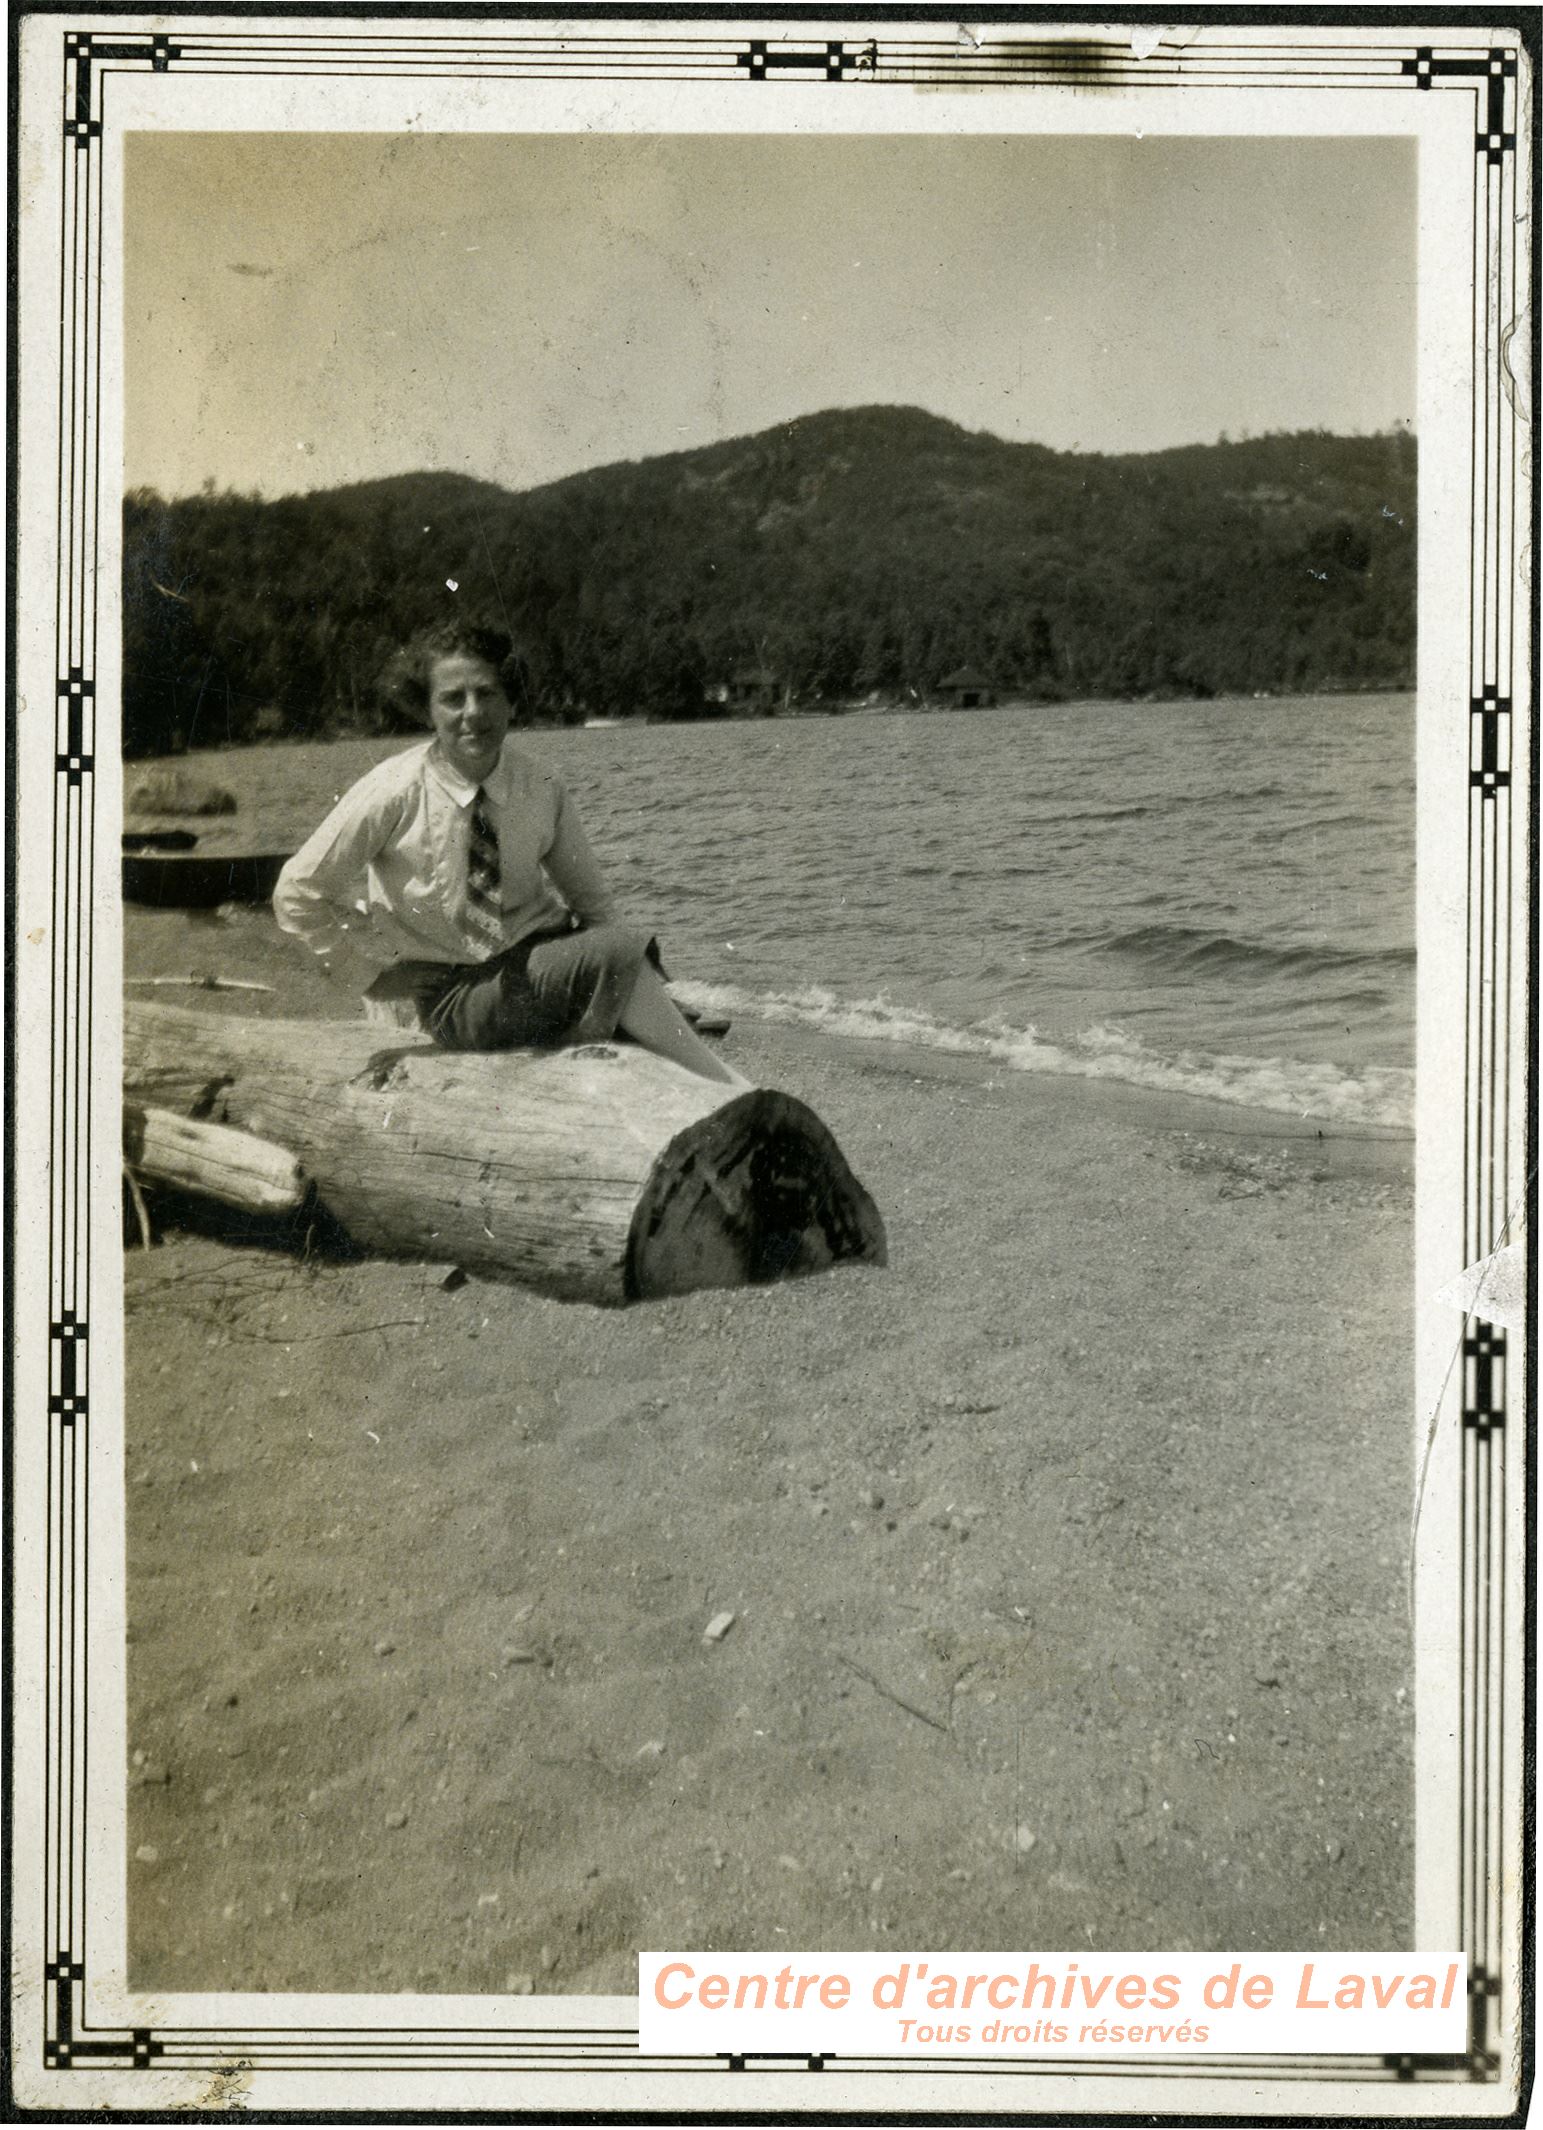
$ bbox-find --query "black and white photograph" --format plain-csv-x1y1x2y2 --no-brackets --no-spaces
7,12,1533,2118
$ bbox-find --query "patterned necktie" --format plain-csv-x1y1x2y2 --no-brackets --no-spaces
465,787,504,952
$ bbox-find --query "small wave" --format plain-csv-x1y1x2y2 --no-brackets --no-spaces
1163,779,1287,806
1264,810,1404,842
671,980,1413,1129
947,863,1053,880
1030,783,1288,824
1057,803,1154,824
1099,922,1416,980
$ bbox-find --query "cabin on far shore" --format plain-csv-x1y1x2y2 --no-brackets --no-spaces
936,666,997,710
719,665,781,714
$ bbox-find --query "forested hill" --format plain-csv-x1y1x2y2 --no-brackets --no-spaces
122,408,1416,753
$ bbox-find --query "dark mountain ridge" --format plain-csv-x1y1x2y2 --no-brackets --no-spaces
123,407,1415,754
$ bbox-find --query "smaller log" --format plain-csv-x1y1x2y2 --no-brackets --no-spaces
123,1103,308,1217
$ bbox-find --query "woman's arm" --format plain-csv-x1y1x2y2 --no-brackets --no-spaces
541,779,619,927
272,769,406,985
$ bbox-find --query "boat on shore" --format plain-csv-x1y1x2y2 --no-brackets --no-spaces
122,829,289,909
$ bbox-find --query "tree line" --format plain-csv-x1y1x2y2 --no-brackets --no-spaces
122,408,1416,755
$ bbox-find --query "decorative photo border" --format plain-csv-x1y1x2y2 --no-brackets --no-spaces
7,9,1535,2117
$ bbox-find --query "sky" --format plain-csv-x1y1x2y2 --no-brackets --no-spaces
125,132,1415,500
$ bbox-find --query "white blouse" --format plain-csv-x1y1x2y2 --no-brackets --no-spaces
273,739,618,984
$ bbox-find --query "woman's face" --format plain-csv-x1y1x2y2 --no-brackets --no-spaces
427,654,511,785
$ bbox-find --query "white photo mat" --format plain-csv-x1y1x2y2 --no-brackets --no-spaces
8,11,1533,2117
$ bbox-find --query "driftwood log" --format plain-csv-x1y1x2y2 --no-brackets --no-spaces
123,1001,887,1304
124,1103,308,1215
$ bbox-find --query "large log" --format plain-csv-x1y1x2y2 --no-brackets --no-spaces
122,1002,886,1304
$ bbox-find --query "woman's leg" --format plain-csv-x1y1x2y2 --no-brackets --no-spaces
422,928,751,1090
617,962,753,1090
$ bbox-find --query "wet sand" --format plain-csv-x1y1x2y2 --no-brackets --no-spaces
124,908,1415,1995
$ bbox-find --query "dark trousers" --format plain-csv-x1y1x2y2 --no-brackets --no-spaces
369,921,653,1053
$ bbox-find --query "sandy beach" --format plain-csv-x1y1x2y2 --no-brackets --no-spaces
125,909,1415,1994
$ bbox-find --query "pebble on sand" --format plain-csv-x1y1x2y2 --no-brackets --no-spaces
374,1638,397,1657
135,1845,161,1865
703,1611,737,1643
385,1809,409,1830
506,1973,535,1996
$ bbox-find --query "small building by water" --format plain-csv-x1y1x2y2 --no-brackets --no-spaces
720,666,781,714
936,666,997,710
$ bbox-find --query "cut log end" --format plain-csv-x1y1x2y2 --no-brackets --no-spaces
626,1090,887,1300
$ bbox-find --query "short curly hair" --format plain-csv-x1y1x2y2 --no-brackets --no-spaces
381,621,525,720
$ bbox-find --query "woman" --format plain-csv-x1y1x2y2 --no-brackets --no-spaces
272,622,749,1089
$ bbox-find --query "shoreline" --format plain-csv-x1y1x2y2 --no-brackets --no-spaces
124,883,1415,1141
123,685,1419,760
723,1012,1413,1158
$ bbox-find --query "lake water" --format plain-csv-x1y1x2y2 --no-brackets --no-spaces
168,693,1416,1130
